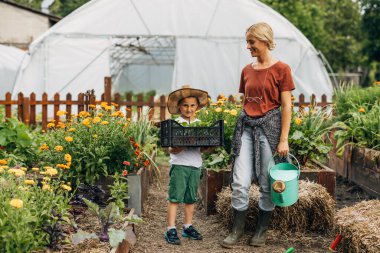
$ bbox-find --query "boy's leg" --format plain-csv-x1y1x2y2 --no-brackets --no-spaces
167,201,179,227
184,203,194,225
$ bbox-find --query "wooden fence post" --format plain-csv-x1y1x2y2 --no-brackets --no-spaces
17,92,23,122
30,93,36,125
137,94,143,119
126,92,132,119
160,95,166,121
42,93,48,131
104,77,112,105
148,95,154,120
5,92,12,118
54,93,60,123
78,93,85,112
22,97,30,124
66,93,72,121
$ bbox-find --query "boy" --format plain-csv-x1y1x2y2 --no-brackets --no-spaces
164,88,211,245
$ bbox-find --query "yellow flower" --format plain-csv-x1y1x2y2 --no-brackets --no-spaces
61,184,72,191
47,123,55,128
20,167,27,172
45,168,58,176
0,159,8,165
101,121,109,125
89,104,96,108
0,165,9,169
44,166,54,170
68,128,75,132
57,164,70,169
105,106,112,111
100,102,108,108
24,180,35,185
82,117,92,126
230,109,238,116
295,118,302,125
64,154,72,162
223,109,230,113
8,168,25,177
215,107,222,112
9,199,23,209
56,122,66,129
0,168,4,173
40,143,49,151
32,167,39,172
358,107,365,113
54,145,64,152
56,110,67,116
111,102,119,107
43,177,51,182
42,184,52,191
18,186,29,191
98,113,104,117
65,136,73,142
93,117,101,124
210,103,217,106
92,134,98,138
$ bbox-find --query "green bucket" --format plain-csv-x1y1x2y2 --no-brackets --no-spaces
268,153,300,207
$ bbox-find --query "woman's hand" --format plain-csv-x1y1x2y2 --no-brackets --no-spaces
169,147,185,154
276,140,289,157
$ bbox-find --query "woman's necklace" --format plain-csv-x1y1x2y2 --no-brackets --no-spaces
246,63,269,103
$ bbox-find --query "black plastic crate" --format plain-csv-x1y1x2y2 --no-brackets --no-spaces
160,119,224,147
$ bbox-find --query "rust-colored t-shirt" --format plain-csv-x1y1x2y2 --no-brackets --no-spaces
239,61,295,117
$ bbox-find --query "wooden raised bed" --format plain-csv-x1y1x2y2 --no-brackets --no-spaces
127,167,150,216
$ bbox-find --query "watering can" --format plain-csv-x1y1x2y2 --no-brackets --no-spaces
268,153,300,207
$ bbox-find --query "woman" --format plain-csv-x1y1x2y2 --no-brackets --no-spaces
221,22,295,248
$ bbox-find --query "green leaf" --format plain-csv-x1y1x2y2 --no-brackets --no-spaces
108,228,125,248
291,130,304,140
71,229,97,245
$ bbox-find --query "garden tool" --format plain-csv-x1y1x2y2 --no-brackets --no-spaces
268,153,300,207
250,209,272,246
220,208,247,248
329,234,343,252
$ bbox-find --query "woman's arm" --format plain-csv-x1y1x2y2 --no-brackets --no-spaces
277,91,292,156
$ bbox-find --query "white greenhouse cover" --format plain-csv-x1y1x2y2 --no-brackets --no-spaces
0,45,25,98
13,0,333,101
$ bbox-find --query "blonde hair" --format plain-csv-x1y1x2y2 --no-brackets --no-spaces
246,22,275,50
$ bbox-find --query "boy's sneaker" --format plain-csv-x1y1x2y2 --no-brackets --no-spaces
165,228,181,245
182,225,203,240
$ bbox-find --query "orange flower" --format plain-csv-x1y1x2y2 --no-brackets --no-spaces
123,161,130,166
122,170,128,176
134,150,141,156
133,143,140,149
144,160,150,167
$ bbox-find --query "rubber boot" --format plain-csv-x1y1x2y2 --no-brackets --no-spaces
220,209,247,248
250,209,272,246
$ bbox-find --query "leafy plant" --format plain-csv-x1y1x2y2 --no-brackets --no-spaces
42,209,68,251
108,172,129,212
289,104,333,165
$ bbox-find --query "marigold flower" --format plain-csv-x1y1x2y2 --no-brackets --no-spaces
144,160,150,167
47,123,55,128
57,164,70,169
122,170,128,176
295,118,302,125
55,145,64,152
215,107,222,112
65,136,73,142
134,150,141,156
0,159,8,165
93,117,101,124
45,168,58,176
89,104,96,108
123,161,131,166
100,102,108,108
98,113,104,117
61,184,72,191
101,121,109,125
42,184,52,191
56,122,66,129
68,128,76,132
32,167,39,172
358,107,365,113
40,143,49,151
210,103,217,106
20,167,27,172
56,110,68,116
24,180,35,185
43,177,51,182
9,199,23,209
0,165,9,169
64,154,72,162
0,168,4,173
8,168,25,177
111,102,119,107
133,143,140,148
105,106,112,111
223,109,230,113
230,109,238,116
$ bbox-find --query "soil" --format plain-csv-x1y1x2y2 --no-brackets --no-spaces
131,161,375,253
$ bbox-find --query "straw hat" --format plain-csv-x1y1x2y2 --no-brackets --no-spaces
167,88,209,114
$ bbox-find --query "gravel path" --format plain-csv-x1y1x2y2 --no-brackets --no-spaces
131,163,334,253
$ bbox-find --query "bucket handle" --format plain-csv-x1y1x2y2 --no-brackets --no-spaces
268,153,301,179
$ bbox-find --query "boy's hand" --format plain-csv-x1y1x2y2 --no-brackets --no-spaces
201,146,215,154
169,147,185,154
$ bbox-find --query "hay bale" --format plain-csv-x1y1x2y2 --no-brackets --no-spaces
336,200,380,253
215,180,335,233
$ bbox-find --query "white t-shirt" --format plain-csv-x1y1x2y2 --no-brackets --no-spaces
169,117,203,168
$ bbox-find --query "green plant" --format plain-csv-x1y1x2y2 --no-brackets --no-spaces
332,84,380,152
289,105,333,166
0,113,38,167
0,166,71,252
108,172,129,212
38,104,158,185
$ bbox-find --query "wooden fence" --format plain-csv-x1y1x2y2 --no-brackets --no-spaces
0,77,332,130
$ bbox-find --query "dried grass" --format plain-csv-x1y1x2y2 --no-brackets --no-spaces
335,200,380,253
216,180,335,233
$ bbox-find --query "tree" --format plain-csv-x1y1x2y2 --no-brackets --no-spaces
260,0,363,72
361,0,380,62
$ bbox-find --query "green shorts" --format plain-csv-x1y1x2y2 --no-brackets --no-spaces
168,165,201,204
